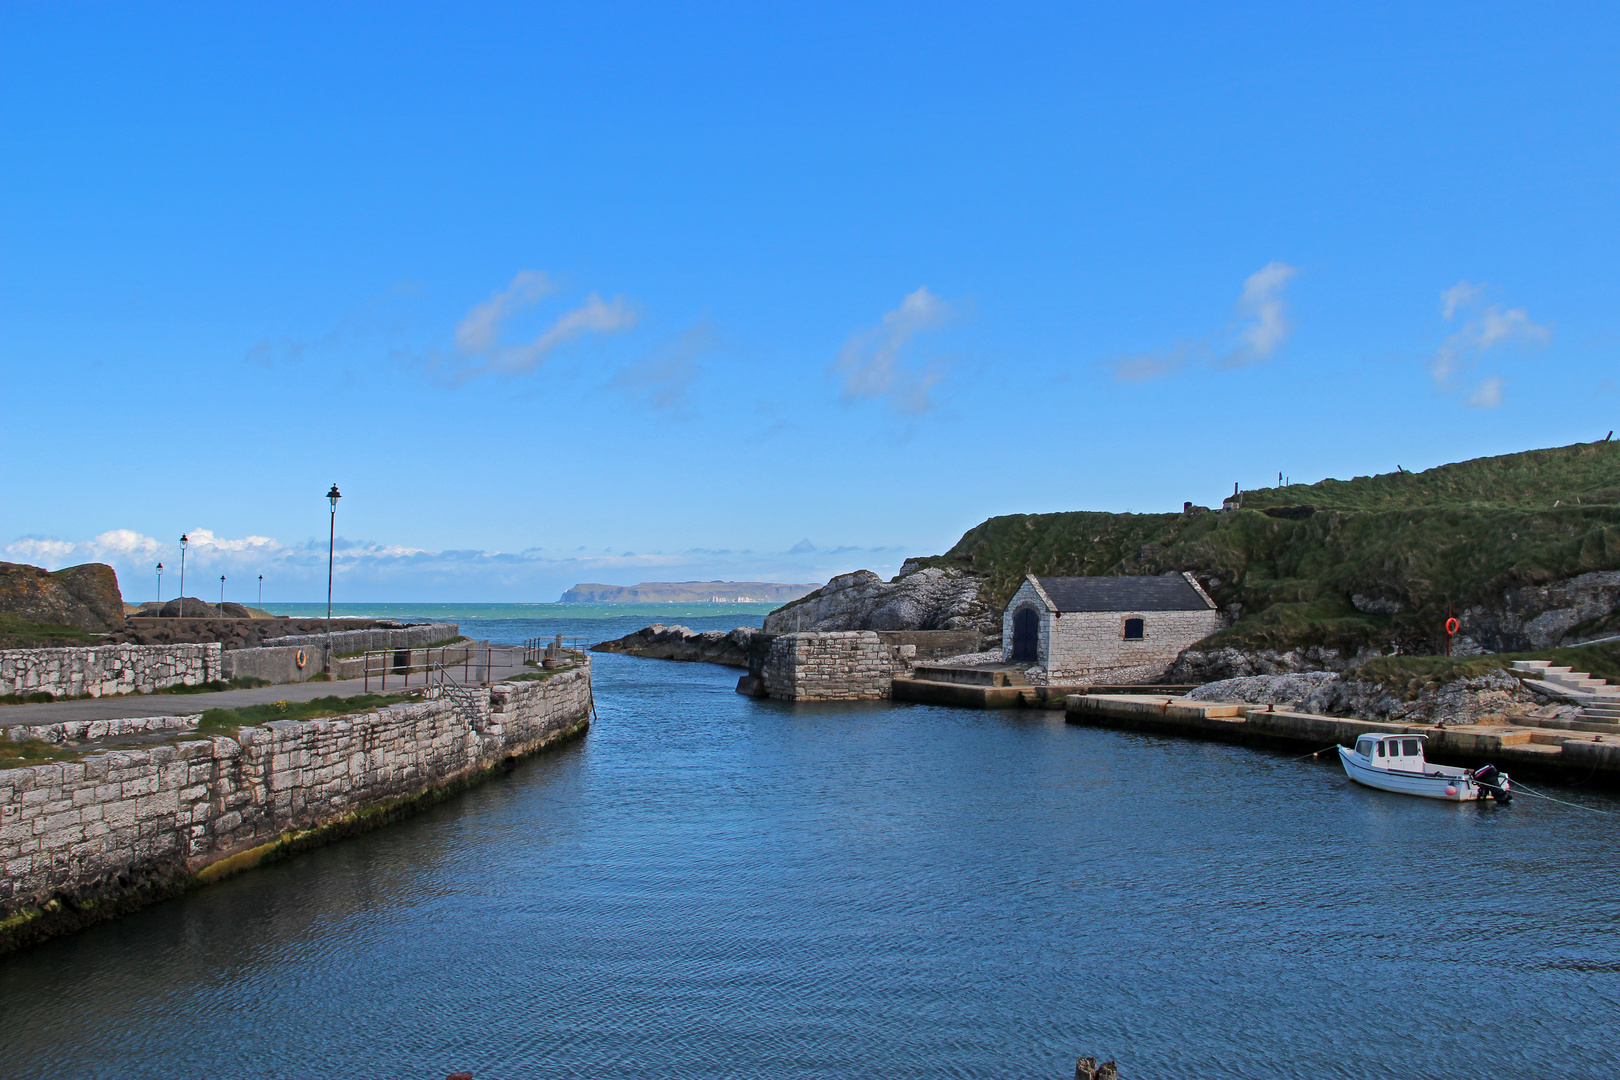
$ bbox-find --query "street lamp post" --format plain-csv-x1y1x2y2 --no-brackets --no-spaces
325,484,341,670
179,535,188,618
220,574,226,611
156,562,163,604
258,574,263,608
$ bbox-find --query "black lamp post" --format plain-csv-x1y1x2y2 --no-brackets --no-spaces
258,574,263,608
155,562,163,604
220,574,226,611
325,483,341,669
179,535,188,617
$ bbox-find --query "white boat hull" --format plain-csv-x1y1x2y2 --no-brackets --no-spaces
1337,747,1488,801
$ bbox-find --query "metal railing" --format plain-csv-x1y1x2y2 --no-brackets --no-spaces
363,643,491,693
523,635,591,665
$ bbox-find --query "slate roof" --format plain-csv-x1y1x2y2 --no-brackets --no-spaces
1033,574,1212,612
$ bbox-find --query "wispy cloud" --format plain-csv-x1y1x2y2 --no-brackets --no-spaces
1112,345,1190,383
444,271,640,379
1221,261,1298,366
611,323,717,411
1430,281,1549,407
1109,262,1297,382
1440,280,1486,320
1465,377,1505,409
831,287,950,414
455,270,556,353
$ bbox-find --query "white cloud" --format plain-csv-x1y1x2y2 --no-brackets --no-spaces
1465,377,1505,409
1224,261,1297,365
455,270,556,353
1110,263,1296,381
446,271,639,378
831,287,949,414
487,294,639,375
1441,280,1486,320
1429,282,1549,397
1112,346,1188,383
611,322,716,411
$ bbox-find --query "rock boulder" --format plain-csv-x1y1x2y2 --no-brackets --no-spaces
761,567,996,641
591,624,763,668
0,561,125,633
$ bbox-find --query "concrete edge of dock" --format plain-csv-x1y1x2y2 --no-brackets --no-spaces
1062,693,1620,784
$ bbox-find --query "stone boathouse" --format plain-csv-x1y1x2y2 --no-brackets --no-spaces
1001,573,1220,685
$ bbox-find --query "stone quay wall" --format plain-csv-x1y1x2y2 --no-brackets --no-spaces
0,643,220,699
0,661,592,952
760,631,914,701
247,623,461,655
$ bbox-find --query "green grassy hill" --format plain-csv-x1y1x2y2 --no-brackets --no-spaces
912,439,1620,656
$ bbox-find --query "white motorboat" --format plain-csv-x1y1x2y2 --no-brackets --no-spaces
1338,733,1511,803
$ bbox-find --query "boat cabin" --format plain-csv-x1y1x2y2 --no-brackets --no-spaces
1354,733,1429,773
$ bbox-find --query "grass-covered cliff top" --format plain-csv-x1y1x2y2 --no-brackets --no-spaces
1240,439,1620,512
911,439,1620,656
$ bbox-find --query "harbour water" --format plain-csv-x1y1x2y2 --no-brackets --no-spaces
1,606,1616,1078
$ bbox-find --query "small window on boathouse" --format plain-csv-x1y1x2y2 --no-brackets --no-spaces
1123,618,1145,640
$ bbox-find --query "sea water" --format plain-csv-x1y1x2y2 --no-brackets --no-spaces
0,604,1616,1078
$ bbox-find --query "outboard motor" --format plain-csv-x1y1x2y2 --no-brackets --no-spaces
1473,764,1512,803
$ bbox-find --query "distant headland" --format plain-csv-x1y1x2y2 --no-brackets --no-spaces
558,581,821,604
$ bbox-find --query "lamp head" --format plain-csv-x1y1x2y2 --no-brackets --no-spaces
180,534,188,549
156,562,163,572
327,483,342,511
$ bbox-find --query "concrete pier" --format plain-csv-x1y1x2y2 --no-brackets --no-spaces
1064,693,1620,783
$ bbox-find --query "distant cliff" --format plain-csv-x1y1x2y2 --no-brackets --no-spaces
558,580,821,604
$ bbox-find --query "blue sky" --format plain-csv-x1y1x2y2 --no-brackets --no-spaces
3,3,1617,602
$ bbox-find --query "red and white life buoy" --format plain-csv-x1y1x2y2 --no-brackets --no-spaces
1445,617,1460,636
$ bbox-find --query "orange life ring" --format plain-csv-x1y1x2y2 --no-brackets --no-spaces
295,648,307,669
1445,617,1460,636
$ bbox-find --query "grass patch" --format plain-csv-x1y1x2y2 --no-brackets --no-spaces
197,692,415,737
153,676,271,695
0,692,57,705
0,614,98,650
0,739,82,769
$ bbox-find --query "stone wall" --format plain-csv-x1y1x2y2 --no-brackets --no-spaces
250,623,460,655
0,662,592,952
0,643,220,699
219,645,327,685
759,631,912,701
1041,608,1221,686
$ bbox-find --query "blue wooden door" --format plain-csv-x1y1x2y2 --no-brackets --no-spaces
1012,607,1039,663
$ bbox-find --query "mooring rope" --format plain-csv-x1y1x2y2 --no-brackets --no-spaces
1298,743,1341,759
1491,780,1615,815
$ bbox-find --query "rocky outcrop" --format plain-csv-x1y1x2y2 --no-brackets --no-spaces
1167,644,1368,682
1186,672,1339,708
1188,667,1582,726
1454,570,1620,652
591,624,762,668
1297,669,1570,726
762,567,997,642
0,562,124,633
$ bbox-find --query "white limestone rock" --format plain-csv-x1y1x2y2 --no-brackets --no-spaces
1187,672,1338,707
762,567,995,638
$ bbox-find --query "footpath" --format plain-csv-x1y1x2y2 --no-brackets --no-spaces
0,645,531,728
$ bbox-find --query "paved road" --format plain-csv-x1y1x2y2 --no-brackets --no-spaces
0,645,538,727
